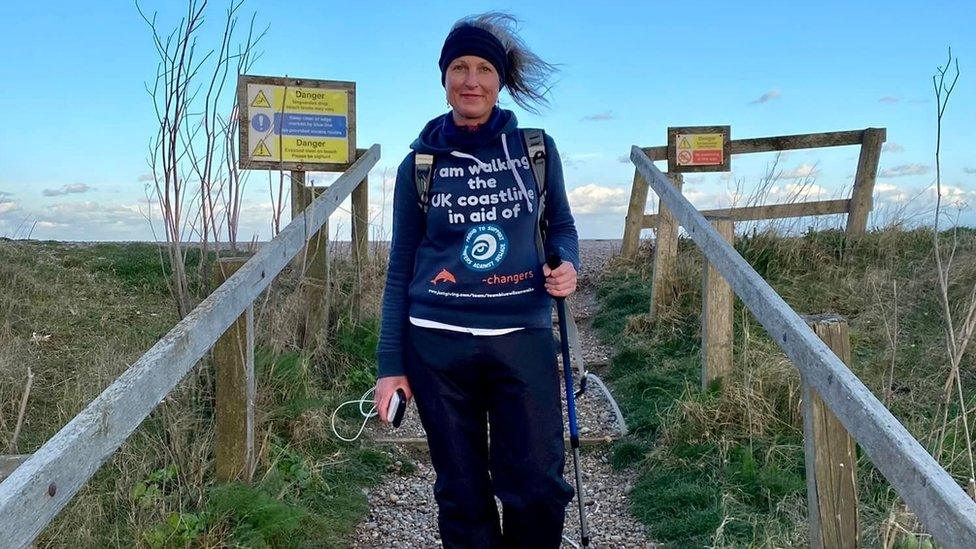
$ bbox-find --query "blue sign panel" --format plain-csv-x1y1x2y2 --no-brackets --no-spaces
251,113,271,132
272,113,347,138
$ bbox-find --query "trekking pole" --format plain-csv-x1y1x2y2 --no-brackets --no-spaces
547,253,590,547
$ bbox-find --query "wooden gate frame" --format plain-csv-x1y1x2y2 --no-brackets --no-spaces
622,127,886,320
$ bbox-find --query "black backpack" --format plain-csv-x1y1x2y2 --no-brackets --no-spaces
413,129,549,262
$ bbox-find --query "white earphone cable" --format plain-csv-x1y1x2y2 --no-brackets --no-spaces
330,387,379,442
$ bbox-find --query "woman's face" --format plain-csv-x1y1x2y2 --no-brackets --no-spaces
445,55,500,126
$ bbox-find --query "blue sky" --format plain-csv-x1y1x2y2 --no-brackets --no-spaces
1,0,974,241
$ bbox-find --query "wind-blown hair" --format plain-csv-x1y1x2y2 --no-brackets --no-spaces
452,12,558,114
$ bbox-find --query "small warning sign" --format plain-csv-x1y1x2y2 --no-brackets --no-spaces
250,90,271,108
668,126,731,173
252,139,272,158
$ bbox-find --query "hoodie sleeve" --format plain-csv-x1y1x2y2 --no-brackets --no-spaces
376,153,424,379
542,134,581,272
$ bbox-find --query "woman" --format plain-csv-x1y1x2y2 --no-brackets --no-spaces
374,12,580,548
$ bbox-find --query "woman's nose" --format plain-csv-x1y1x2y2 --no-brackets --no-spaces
464,72,479,88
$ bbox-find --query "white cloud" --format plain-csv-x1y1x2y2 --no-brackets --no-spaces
580,111,615,122
778,163,821,179
562,153,601,170
35,221,66,229
0,199,19,216
878,96,900,104
879,164,930,178
42,183,94,197
567,184,629,214
38,201,146,225
964,167,976,174
749,89,781,105
562,156,583,169
138,173,155,182
875,182,910,204
768,183,828,201
936,184,976,208
882,142,905,153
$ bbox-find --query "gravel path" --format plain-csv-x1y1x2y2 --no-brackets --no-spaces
353,240,657,548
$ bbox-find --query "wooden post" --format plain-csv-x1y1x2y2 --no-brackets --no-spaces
701,218,734,390
212,258,255,483
290,171,307,270
648,172,683,320
845,128,885,238
291,170,331,347
802,314,859,549
621,168,650,258
350,149,369,323
302,185,331,348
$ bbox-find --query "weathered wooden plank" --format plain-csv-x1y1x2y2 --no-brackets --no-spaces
803,315,859,549
648,173,683,320
0,456,29,484
640,129,883,161
212,259,255,483
642,199,851,228
0,145,381,548
630,145,976,548
702,219,735,391
621,168,650,258
845,128,885,237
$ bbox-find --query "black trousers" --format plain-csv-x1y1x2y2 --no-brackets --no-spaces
405,323,575,548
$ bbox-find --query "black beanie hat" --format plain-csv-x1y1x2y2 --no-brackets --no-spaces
438,24,508,88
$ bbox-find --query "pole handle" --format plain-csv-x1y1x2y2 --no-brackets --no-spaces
546,252,562,271
546,253,564,300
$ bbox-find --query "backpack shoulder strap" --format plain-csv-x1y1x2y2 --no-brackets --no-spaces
414,153,434,213
522,129,547,199
521,129,548,262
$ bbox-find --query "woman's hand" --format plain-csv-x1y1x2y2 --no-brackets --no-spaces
374,375,413,425
543,261,577,297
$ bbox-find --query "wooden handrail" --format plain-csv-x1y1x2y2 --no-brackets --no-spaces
0,145,380,547
630,145,976,548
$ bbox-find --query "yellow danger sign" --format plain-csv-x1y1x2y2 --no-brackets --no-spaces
252,139,272,158
240,76,356,169
250,90,271,108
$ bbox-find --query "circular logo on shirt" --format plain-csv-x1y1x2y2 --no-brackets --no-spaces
461,224,508,272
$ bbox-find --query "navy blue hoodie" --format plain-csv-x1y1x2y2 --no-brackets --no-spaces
376,108,579,378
